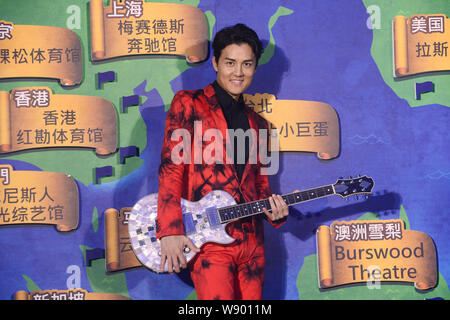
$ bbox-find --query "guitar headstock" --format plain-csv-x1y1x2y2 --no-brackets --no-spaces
333,175,374,198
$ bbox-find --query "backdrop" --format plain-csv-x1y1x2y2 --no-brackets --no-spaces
0,0,449,300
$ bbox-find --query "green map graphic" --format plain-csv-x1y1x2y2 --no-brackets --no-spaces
6,0,293,298
363,0,450,108
297,209,450,300
2,0,448,301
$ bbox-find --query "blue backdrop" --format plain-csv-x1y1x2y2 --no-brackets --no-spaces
0,0,449,300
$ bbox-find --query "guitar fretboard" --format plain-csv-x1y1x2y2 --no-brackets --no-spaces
217,185,335,223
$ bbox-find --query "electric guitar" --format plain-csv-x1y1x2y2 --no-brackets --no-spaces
128,176,374,273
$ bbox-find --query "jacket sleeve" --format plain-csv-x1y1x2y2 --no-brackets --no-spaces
156,91,194,239
255,162,287,229
254,118,287,229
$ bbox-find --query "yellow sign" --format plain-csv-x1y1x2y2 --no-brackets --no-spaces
393,14,450,77
89,0,208,63
244,93,340,160
105,207,143,272
0,87,117,155
0,164,79,232
14,289,130,300
0,21,82,86
316,219,437,290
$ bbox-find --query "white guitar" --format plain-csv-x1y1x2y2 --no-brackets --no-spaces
128,176,374,273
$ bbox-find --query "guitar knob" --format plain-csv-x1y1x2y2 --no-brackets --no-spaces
183,247,191,253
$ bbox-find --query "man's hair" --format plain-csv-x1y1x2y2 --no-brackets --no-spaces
212,23,263,65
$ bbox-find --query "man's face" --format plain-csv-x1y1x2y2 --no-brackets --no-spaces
212,43,257,100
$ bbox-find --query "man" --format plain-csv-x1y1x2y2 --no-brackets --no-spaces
156,24,289,300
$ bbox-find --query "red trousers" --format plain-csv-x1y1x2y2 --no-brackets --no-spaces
189,222,265,300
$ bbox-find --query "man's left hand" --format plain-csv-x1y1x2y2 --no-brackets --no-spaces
263,192,296,221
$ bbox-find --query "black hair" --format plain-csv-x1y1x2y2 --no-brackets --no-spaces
212,23,263,65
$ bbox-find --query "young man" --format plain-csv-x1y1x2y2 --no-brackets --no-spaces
156,24,289,300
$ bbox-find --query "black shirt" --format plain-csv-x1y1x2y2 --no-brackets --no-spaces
212,81,250,183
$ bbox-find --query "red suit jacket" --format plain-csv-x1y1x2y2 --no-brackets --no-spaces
156,84,284,243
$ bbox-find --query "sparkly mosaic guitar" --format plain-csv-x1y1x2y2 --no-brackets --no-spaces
128,176,374,273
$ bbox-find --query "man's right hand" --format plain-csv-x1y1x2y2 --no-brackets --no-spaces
159,235,200,274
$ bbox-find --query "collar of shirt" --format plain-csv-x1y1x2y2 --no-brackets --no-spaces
212,81,246,117
211,81,250,187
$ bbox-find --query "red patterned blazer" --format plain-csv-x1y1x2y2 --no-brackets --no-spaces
156,84,284,243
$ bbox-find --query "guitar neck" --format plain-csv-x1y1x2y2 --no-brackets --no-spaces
217,184,335,223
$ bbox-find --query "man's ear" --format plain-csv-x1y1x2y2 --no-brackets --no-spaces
212,56,218,72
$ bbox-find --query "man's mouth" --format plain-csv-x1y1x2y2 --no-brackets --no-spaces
230,79,243,85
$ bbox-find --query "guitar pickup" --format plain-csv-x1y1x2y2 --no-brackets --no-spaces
183,212,196,235
206,207,221,228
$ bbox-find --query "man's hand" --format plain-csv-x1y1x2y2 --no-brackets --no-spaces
263,191,298,221
159,235,200,274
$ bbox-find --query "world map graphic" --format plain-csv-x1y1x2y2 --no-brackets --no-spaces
0,0,449,300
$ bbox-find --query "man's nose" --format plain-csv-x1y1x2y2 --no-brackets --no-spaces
233,63,244,76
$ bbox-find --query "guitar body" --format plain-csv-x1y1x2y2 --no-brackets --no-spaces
128,176,375,274
128,190,237,273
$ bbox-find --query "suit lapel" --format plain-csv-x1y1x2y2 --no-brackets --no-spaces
203,85,238,177
203,85,228,139
241,108,258,185
202,85,258,188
